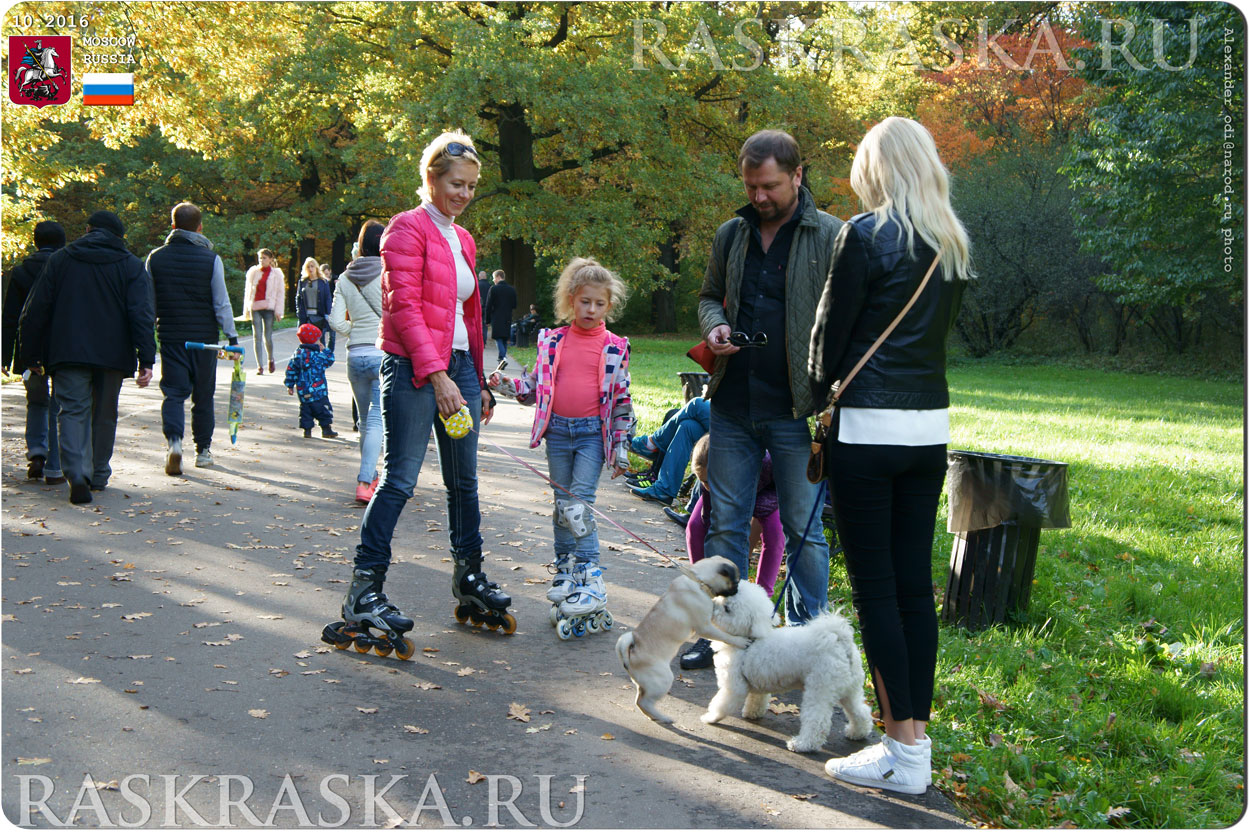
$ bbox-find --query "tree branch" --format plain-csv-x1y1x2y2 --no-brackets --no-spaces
534,143,626,181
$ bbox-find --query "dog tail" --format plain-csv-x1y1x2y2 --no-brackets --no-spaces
615,631,635,670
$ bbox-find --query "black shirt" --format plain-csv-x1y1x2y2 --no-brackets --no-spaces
713,189,806,420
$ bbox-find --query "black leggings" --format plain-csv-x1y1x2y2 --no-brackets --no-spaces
829,439,946,723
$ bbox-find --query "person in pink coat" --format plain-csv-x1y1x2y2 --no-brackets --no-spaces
325,131,512,656
242,248,284,374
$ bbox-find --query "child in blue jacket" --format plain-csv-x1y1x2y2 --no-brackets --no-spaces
285,323,338,438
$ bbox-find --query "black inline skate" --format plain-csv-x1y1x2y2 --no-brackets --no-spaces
321,567,417,659
451,556,517,634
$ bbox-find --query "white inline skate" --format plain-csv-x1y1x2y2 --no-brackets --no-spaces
553,561,613,640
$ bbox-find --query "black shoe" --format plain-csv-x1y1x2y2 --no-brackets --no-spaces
663,507,690,528
626,474,655,488
352,422,359,432
303,428,313,438
26,456,45,479
69,479,92,505
321,426,339,439
45,475,67,485
679,638,714,670
630,485,671,506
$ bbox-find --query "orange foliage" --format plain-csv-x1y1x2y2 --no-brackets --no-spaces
918,25,1097,167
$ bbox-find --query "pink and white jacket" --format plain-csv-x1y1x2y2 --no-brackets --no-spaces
512,325,635,464
377,207,484,387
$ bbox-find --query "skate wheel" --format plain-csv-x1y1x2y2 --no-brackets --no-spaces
354,639,371,653
556,619,573,640
334,639,350,650
394,637,416,660
500,613,517,635
453,603,470,624
586,617,600,634
602,611,613,630
549,605,559,627
572,621,586,638
374,644,393,657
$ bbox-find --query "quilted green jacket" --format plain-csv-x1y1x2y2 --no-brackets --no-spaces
697,188,845,418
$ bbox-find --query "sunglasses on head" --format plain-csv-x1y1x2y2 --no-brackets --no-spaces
444,141,479,160
728,331,768,348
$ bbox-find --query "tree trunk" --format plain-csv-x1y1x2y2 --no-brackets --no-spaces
495,103,539,310
331,232,348,277
651,231,681,333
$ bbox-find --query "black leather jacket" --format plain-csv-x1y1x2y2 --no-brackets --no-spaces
808,211,964,410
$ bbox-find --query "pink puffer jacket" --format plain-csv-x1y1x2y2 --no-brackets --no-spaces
377,207,484,387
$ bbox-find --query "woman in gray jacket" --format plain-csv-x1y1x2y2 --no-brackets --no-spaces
329,220,386,503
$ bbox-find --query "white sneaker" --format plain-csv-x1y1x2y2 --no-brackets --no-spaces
824,736,930,795
195,449,214,468
558,563,606,617
165,437,182,476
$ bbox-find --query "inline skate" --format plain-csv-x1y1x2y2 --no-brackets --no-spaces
321,567,417,659
452,556,517,634
546,552,576,623
553,561,613,640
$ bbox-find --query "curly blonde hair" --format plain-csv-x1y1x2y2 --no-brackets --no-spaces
553,257,628,323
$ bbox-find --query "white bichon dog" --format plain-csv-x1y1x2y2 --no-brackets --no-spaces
701,581,875,753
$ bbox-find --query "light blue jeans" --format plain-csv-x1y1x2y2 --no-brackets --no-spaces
346,351,383,484
545,415,604,565
703,404,830,624
354,351,482,572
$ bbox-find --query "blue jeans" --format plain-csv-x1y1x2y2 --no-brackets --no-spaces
648,397,709,499
52,366,123,488
703,404,830,624
545,415,604,565
298,397,333,429
24,372,61,477
355,351,482,572
494,337,509,362
347,351,384,484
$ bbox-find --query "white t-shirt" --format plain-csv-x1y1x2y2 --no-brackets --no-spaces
423,202,475,352
837,407,949,446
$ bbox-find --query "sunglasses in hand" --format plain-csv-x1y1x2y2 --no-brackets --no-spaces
728,331,769,348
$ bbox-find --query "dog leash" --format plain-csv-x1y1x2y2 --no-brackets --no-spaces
772,480,826,623
467,422,710,582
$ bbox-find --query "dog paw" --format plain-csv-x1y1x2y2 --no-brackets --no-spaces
844,725,872,741
700,712,722,724
786,737,819,753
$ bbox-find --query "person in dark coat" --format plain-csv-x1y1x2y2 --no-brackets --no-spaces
145,202,239,475
477,269,491,348
19,210,156,504
483,269,517,363
2,220,67,483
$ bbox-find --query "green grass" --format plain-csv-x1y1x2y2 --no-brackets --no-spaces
615,338,1244,829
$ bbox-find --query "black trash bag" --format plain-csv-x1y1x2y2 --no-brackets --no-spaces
947,450,1071,533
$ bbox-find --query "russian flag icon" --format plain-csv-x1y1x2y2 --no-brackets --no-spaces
83,72,133,105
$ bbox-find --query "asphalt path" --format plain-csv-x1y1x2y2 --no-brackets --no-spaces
1,327,965,828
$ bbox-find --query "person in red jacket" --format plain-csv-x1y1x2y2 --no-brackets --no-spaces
323,131,511,659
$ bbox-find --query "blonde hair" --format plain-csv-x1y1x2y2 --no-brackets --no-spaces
553,257,628,323
302,257,324,281
691,434,710,486
417,130,481,204
850,117,975,282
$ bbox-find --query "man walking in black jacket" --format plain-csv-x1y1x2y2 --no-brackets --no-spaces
2,221,67,484
484,269,517,363
19,210,156,504
146,202,239,475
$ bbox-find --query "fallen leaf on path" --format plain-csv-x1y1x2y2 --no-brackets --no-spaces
467,771,486,784
248,709,269,719
403,725,430,734
293,650,312,658
767,701,799,715
67,677,100,684
507,703,531,722
525,723,552,734
790,793,816,801
121,612,152,621
457,667,477,677
17,757,51,766
257,615,283,620
600,733,615,741
269,668,289,677
564,729,577,735
422,647,439,653
91,780,119,791
357,707,378,714
12,668,32,675
194,622,223,629
413,682,441,690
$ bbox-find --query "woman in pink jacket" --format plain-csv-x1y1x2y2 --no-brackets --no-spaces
322,131,511,660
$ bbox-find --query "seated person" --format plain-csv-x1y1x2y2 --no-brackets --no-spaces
512,304,542,347
627,395,709,505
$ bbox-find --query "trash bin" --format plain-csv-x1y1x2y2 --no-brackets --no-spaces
677,372,709,402
942,450,1071,630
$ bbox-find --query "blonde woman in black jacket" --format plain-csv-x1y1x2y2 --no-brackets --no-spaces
809,116,974,795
